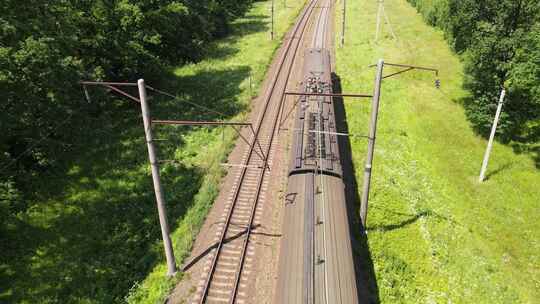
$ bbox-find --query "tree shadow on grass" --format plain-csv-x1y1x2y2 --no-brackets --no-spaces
0,113,203,303
231,14,269,36
199,14,269,62
511,139,540,169
0,65,252,304
153,66,252,121
459,95,540,169
332,73,380,304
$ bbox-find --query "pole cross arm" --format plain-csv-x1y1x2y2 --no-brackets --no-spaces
368,62,439,78
382,67,414,79
151,120,251,126
80,81,139,87
103,84,141,103
80,81,141,103
384,62,439,75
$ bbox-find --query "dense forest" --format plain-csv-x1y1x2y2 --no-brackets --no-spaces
1,0,253,190
1,0,253,303
407,0,540,147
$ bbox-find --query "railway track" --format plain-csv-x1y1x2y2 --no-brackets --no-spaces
191,1,321,303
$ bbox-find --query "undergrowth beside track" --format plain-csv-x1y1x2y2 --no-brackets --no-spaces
335,0,539,303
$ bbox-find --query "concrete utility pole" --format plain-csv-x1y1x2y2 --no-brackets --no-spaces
479,88,506,182
360,59,384,228
341,0,346,47
138,79,177,276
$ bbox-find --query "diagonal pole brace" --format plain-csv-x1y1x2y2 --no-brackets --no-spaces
80,81,141,104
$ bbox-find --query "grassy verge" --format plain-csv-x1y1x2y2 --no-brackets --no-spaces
335,0,540,303
125,1,306,303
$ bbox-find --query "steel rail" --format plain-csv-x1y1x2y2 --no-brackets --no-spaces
199,1,319,303
248,125,270,170
230,1,321,301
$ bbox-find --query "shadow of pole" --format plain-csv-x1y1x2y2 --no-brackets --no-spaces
332,73,380,303
483,161,515,181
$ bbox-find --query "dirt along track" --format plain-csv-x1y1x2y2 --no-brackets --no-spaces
167,1,336,303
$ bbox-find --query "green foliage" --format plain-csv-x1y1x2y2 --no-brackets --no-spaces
0,179,20,226
406,0,449,29
407,0,540,143
508,24,540,144
0,0,255,185
1,1,257,299
0,0,304,303
336,0,540,302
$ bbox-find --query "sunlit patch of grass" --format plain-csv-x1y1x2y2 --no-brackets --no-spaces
335,0,540,303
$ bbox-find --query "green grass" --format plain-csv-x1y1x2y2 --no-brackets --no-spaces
335,0,540,303
125,1,306,303
0,1,305,304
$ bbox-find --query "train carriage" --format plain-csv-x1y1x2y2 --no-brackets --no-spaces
275,48,359,304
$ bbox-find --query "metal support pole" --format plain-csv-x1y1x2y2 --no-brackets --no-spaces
138,79,177,276
479,88,506,182
249,70,253,98
341,0,346,47
375,1,383,41
271,0,275,40
83,85,92,103
360,59,384,228
382,4,398,41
